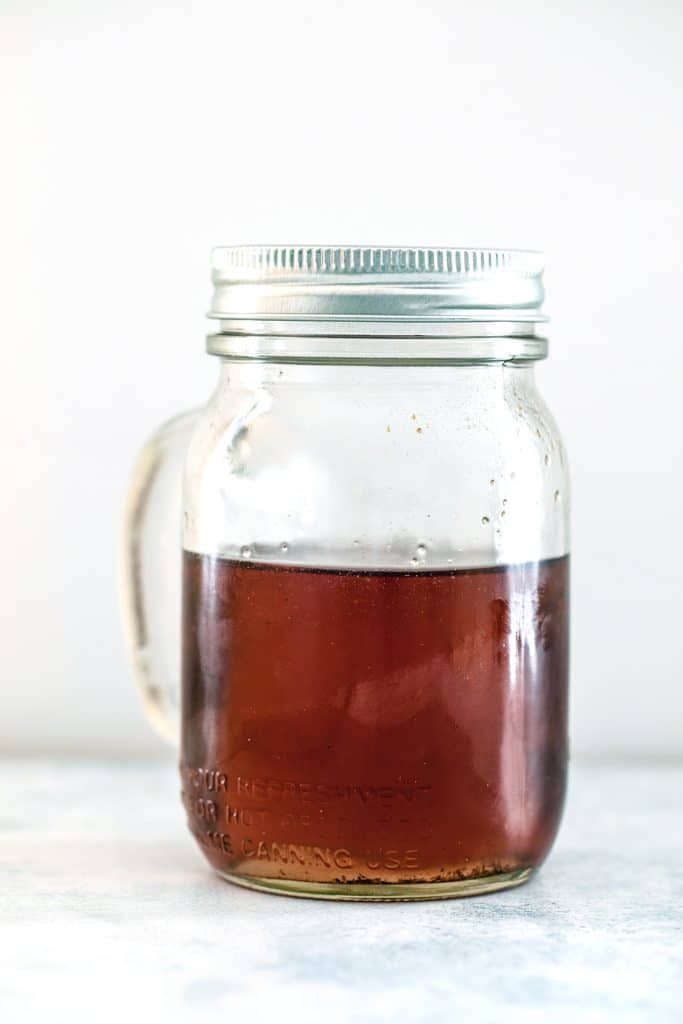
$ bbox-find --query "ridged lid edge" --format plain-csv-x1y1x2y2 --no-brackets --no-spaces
212,245,543,278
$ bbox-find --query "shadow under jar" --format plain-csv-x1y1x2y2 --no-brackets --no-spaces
128,245,570,901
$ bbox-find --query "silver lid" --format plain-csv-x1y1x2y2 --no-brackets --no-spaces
208,245,548,360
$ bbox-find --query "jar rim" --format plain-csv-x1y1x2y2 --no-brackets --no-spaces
207,328,547,364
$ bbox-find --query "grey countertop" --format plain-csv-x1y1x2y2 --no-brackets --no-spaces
1,759,681,1022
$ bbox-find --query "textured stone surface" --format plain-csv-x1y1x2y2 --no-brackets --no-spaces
1,760,681,1022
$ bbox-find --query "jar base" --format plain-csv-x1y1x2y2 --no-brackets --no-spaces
215,866,534,901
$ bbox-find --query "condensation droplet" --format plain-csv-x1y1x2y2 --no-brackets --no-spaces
447,558,453,565
410,557,419,566
240,545,252,559
416,544,427,558
501,510,506,518
280,542,289,553
481,516,490,525
489,478,495,487
544,453,550,466
386,425,391,432
554,489,561,502
353,539,360,547
502,498,508,506
510,471,516,480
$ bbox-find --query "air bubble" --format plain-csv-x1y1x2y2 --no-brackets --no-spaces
544,453,550,466
410,544,427,567
489,478,495,487
240,545,253,559
280,542,289,553
502,498,508,506
554,489,561,502
481,516,490,525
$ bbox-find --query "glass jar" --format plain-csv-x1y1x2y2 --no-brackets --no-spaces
121,245,570,901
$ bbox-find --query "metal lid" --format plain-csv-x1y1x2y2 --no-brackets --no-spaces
208,245,548,360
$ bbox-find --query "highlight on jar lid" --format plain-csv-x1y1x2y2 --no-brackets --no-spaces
209,244,546,328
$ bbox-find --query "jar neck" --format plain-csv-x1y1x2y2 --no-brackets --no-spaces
214,358,539,395
206,324,547,364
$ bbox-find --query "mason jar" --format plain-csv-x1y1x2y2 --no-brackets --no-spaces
121,245,570,901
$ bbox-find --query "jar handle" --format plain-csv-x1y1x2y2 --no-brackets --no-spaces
119,409,198,746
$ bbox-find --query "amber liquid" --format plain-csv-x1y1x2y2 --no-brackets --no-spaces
181,553,569,888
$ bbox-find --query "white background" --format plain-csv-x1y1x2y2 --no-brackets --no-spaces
2,0,681,758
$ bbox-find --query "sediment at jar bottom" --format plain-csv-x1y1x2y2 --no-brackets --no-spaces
215,867,535,901
180,553,569,892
